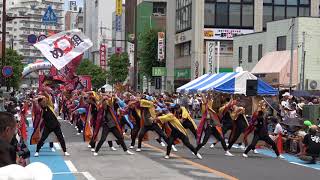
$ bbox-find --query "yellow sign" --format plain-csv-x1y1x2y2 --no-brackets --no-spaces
116,0,122,16
204,30,214,38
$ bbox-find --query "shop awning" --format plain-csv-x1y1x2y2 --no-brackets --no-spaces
251,50,298,86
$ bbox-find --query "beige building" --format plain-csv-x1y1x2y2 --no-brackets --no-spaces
233,17,320,90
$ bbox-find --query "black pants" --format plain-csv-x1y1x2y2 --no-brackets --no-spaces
138,123,168,148
95,126,127,153
227,127,243,149
63,110,69,121
182,120,197,139
244,133,279,156
222,123,233,137
76,119,83,133
167,128,197,155
196,126,227,152
36,126,67,152
130,122,141,146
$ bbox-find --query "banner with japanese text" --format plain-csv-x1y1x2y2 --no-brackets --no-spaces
34,29,93,70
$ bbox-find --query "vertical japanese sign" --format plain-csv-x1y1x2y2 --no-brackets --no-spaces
100,44,107,68
158,32,165,61
206,41,215,74
116,0,122,16
115,15,122,32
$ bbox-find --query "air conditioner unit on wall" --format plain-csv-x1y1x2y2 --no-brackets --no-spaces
307,79,320,90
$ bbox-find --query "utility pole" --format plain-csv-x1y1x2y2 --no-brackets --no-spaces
1,0,6,87
133,6,138,91
217,41,220,74
289,18,295,93
301,31,306,90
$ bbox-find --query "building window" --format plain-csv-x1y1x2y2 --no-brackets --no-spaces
242,4,254,27
204,0,254,29
153,2,166,15
177,41,191,57
216,3,229,26
229,4,241,26
258,44,263,61
238,47,242,65
205,3,215,26
277,36,286,51
248,45,252,63
263,0,310,29
176,0,192,33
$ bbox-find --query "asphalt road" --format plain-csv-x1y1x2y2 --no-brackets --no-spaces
56,120,320,180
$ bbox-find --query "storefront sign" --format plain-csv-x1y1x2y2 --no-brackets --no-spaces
175,32,186,44
158,32,165,61
204,28,254,40
206,41,215,74
152,67,166,77
195,61,199,79
175,69,191,80
116,0,122,16
116,15,122,32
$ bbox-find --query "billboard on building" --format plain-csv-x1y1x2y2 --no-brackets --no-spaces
204,28,254,40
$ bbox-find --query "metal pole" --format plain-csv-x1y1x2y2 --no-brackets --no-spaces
301,31,306,90
133,6,138,91
289,18,294,93
217,41,220,74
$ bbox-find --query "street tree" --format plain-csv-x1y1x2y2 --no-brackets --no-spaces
1,49,24,89
107,53,130,85
139,29,165,79
76,59,107,89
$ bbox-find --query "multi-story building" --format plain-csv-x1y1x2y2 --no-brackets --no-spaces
65,0,80,31
1,0,64,64
136,0,167,91
166,0,320,90
234,17,320,90
84,0,113,66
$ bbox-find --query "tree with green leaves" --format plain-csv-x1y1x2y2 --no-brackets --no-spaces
1,49,24,89
139,29,165,78
76,59,107,89
107,53,130,85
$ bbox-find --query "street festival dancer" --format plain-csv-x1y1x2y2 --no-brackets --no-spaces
136,97,169,152
227,103,249,150
243,100,284,159
196,96,234,157
33,92,70,157
153,108,202,159
93,97,134,156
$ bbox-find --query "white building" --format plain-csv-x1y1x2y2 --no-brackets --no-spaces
84,0,114,66
1,0,64,64
233,17,320,90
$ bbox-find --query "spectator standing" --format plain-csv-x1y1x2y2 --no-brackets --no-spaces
0,112,17,167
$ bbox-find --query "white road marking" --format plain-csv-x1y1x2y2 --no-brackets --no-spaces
82,172,96,180
289,162,320,170
54,143,62,150
65,160,78,172
52,171,96,180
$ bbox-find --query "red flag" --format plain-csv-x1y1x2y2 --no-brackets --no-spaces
277,133,284,154
19,104,28,140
